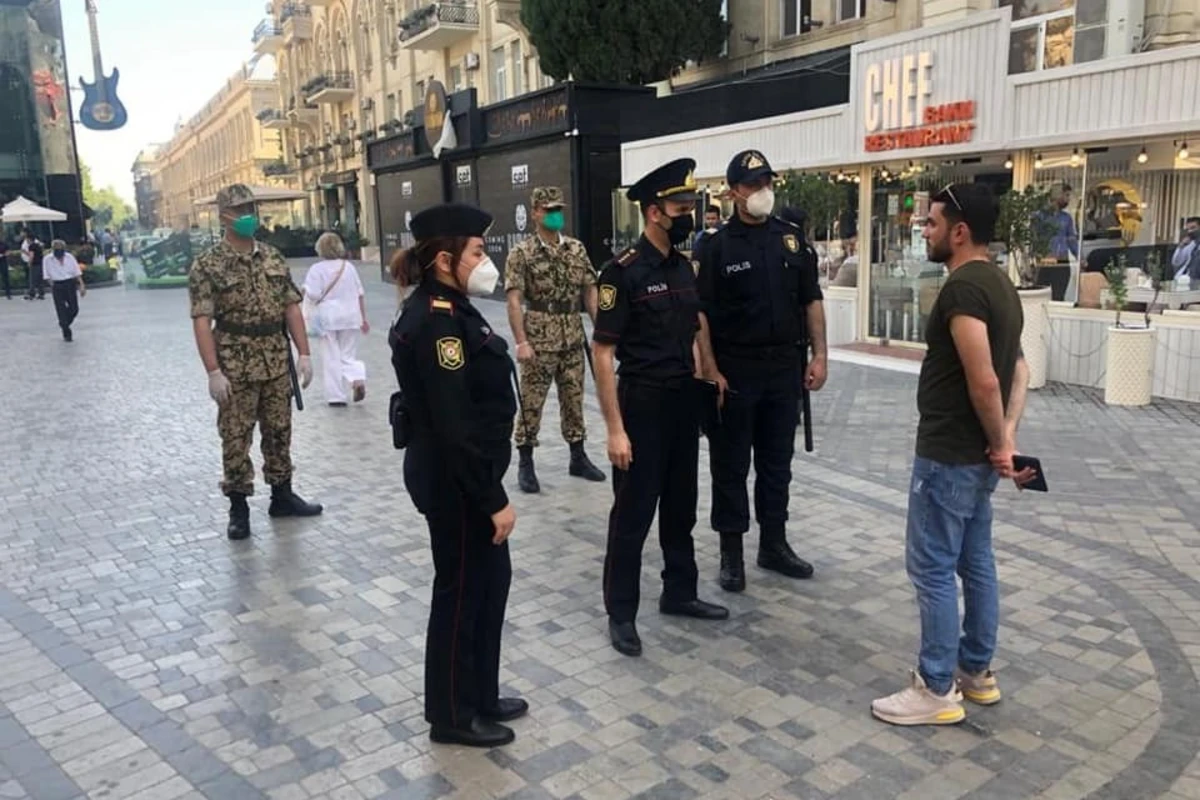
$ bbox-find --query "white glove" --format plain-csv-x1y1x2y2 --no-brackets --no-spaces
207,370,231,404
298,355,313,389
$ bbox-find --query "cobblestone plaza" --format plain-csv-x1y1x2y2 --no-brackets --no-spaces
0,267,1198,800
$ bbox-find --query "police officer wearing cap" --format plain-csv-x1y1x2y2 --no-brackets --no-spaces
389,203,526,748
593,158,729,658
695,150,829,592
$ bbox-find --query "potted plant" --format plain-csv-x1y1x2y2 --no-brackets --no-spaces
997,185,1056,389
1102,253,1157,406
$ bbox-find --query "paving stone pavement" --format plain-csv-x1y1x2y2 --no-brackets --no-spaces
0,262,1199,800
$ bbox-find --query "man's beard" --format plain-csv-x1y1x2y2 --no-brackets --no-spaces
927,237,952,263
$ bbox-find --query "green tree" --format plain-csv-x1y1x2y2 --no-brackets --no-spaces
521,0,729,85
79,160,135,230
775,172,851,242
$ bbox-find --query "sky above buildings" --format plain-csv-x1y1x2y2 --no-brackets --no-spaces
61,0,266,204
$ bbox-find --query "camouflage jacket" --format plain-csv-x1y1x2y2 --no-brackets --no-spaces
188,241,301,382
504,233,597,351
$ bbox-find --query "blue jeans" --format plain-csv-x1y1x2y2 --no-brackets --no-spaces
906,456,1000,694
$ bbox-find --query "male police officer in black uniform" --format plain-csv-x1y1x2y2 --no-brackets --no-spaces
696,150,829,593
593,158,729,658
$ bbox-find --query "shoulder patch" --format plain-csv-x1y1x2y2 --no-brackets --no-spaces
615,247,639,267
436,336,465,370
783,234,799,253
430,298,454,314
598,284,617,311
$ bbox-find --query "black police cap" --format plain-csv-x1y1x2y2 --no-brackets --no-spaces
410,203,493,241
626,158,700,205
726,150,777,186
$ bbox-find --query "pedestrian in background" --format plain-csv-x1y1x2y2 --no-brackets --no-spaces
0,239,11,300
188,183,322,541
23,231,45,300
871,183,1035,727
42,239,85,341
593,158,729,659
389,203,525,748
504,185,606,493
303,232,369,407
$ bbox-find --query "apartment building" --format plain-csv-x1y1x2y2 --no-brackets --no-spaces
131,146,164,231
151,63,291,230
255,0,551,244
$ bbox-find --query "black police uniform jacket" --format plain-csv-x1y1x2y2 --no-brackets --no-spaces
389,278,516,516
696,215,822,358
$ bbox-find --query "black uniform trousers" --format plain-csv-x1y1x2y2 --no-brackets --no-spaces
708,357,801,536
423,500,512,729
603,377,700,623
51,280,79,332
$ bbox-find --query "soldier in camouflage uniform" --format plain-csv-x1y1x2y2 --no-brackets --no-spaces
504,186,606,493
188,184,324,540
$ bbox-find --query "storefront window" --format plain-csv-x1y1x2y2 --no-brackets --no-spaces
867,155,1013,344
775,171,860,286
1003,0,1108,74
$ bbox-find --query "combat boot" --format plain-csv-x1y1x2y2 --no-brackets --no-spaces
268,482,324,518
517,446,540,494
227,494,251,541
757,526,814,579
719,533,746,592
568,441,606,482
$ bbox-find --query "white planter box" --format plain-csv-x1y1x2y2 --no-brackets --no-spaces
1105,326,1156,406
1019,287,1052,390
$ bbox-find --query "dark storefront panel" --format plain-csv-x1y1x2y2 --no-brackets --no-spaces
475,138,573,286
449,159,478,206
375,164,443,277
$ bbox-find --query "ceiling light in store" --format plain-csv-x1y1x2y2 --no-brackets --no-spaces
1137,147,1149,164
1179,141,1190,159
1034,153,1044,169
1003,155,1013,170
1069,148,1081,167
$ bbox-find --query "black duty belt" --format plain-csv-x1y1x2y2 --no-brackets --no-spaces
215,319,286,337
717,342,802,362
619,373,693,390
526,299,578,314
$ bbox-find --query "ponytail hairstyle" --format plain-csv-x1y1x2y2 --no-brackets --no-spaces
389,236,472,289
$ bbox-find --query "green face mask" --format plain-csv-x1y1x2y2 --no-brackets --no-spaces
230,214,258,238
542,209,565,232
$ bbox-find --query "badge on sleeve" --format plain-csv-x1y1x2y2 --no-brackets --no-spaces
598,284,617,311
783,234,799,253
436,337,465,370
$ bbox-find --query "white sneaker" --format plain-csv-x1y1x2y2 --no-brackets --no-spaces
871,670,965,726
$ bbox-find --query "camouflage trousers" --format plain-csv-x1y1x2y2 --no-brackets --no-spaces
218,372,293,496
514,346,587,448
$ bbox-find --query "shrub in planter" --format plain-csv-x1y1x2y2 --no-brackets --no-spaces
1103,253,1158,407
82,264,115,284
998,185,1058,389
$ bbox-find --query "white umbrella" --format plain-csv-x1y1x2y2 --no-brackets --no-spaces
1,195,67,223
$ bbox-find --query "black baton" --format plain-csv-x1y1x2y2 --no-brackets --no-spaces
582,338,596,380
286,326,304,412
799,343,813,453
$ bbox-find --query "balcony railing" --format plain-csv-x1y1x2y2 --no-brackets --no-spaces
279,2,311,23
399,2,480,49
257,108,286,124
262,160,293,177
302,72,354,103
252,19,283,52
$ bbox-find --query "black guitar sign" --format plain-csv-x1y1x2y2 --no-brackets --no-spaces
78,0,127,131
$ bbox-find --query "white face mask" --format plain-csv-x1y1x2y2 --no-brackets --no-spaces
465,256,500,296
745,187,775,219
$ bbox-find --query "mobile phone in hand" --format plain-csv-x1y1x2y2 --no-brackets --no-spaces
1012,455,1048,492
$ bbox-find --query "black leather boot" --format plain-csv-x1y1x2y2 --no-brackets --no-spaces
517,446,540,494
719,533,746,592
267,483,324,518
568,441,606,482
757,527,814,579
227,494,251,541
429,717,515,748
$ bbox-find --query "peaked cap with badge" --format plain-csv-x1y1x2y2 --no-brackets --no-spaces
410,203,493,241
626,158,700,206
726,150,777,187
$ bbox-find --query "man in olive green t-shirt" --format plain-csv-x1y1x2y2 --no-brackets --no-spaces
872,183,1037,727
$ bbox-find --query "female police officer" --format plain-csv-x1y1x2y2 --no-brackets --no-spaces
389,203,525,748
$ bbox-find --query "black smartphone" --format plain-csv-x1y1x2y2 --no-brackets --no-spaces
1012,455,1048,492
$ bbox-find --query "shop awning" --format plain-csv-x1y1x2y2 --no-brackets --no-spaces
192,186,309,207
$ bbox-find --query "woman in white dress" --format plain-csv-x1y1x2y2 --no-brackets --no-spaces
303,233,370,406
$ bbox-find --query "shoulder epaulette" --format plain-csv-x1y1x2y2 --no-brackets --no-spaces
430,297,454,315
615,247,639,267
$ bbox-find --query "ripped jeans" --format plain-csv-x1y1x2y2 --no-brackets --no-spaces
905,456,1000,694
